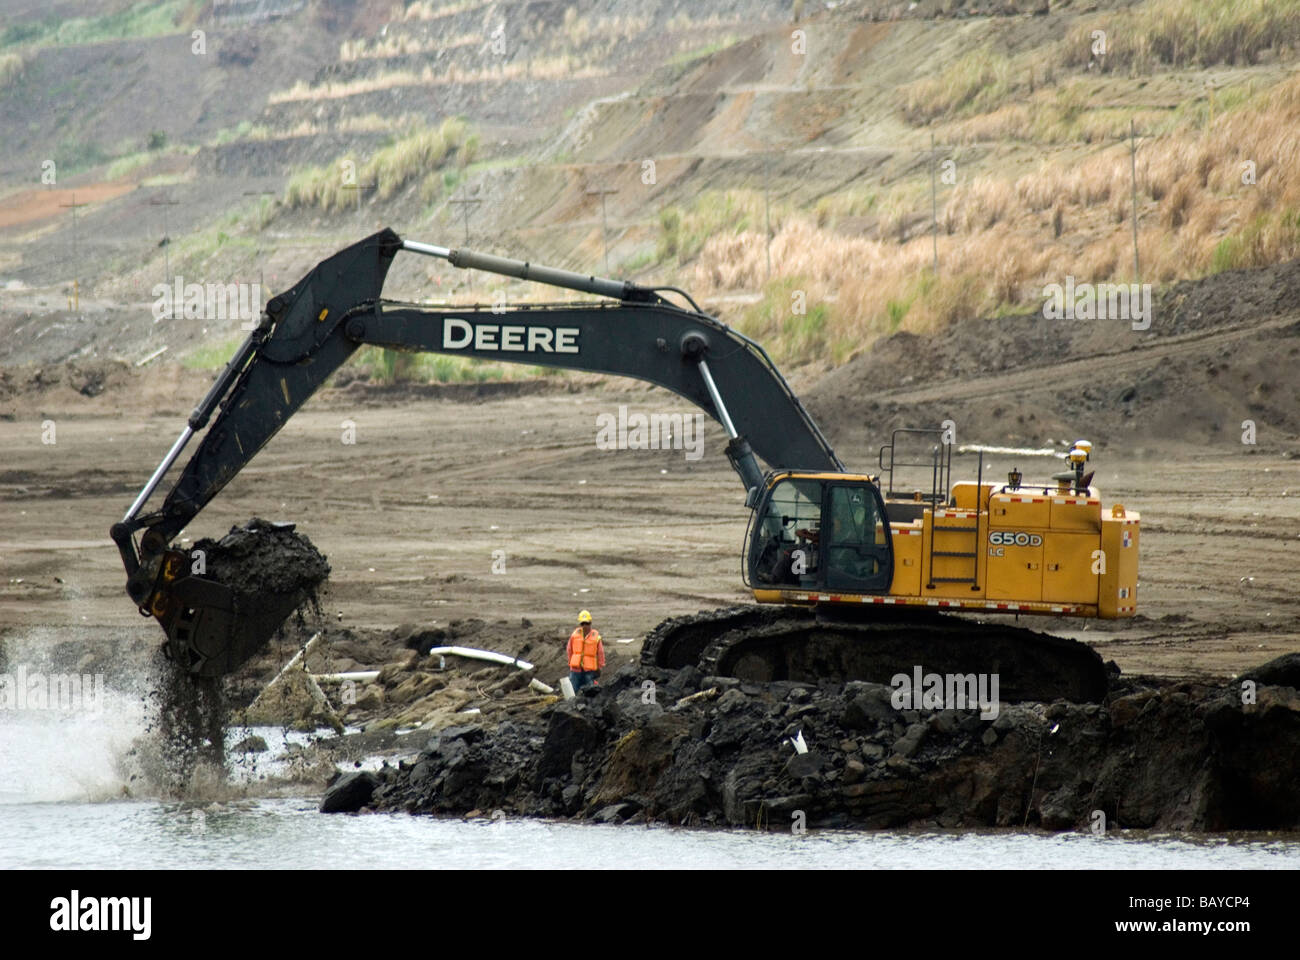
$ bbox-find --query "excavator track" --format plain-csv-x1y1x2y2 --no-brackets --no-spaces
641,605,1111,703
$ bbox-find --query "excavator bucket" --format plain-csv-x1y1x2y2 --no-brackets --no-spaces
134,520,331,678
146,558,310,678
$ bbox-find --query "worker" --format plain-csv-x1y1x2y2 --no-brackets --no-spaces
567,609,605,692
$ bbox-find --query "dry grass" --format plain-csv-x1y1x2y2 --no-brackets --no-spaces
0,51,26,89
268,56,607,104
401,0,486,21
904,49,1024,123
284,118,477,213
340,32,478,61
1062,0,1300,73
681,71,1300,366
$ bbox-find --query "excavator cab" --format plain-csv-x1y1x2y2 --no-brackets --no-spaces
745,472,893,595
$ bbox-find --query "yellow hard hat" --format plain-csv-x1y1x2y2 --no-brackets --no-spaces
577,609,592,624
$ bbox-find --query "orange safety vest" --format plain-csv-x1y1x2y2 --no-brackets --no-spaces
568,627,603,671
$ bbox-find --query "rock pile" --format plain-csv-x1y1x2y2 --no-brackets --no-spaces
344,656,1300,831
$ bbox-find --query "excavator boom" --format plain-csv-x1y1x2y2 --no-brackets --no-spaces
112,228,844,676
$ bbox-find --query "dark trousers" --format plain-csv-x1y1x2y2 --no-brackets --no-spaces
570,669,599,691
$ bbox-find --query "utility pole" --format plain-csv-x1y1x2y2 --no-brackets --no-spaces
764,152,773,282
336,182,372,219
930,132,939,276
150,194,181,285
1129,119,1140,284
60,192,88,307
586,187,618,274
448,196,482,292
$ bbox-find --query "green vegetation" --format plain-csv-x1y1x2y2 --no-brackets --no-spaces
734,277,836,365
0,1,200,52
668,36,739,68
106,152,154,180
57,137,109,176
352,346,548,384
1210,209,1300,273
904,49,1020,123
655,190,784,267
181,334,245,371
285,118,477,213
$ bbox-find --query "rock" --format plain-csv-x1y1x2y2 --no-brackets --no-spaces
617,687,666,723
242,668,344,734
981,727,999,746
538,705,602,780
843,758,866,784
591,713,691,810
928,710,958,735
884,755,917,776
1038,787,1084,831
354,684,384,712
666,665,702,695
439,723,485,743
388,672,447,705
1240,653,1300,690
716,688,748,714
232,735,268,753
594,803,633,823
842,688,896,729
722,753,774,825
787,687,811,703
785,751,823,779
892,722,927,758
1109,691,1157,727
861,742,885,760
377,650,420,683
320,771,379,813
702,676,741,691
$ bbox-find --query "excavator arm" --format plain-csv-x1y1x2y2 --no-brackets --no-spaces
112,228,843,676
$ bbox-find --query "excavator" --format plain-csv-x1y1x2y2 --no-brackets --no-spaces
112,228,1139,701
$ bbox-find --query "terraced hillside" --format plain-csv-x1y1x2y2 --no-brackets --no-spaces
1,0,1298,409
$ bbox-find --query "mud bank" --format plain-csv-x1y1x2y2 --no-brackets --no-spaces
346,654,1300,832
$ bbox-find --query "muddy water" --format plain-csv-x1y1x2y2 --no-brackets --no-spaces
3,797,1299,870
2,677,1299,869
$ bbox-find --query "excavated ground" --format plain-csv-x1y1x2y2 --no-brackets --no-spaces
349,650,1300,832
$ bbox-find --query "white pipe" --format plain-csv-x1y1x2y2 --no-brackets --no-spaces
135,345,168,367
403,239,452,259
311,671,380,683
957,444,1063,458
426,646,535,671
271,632,322,684
529,678,555,695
